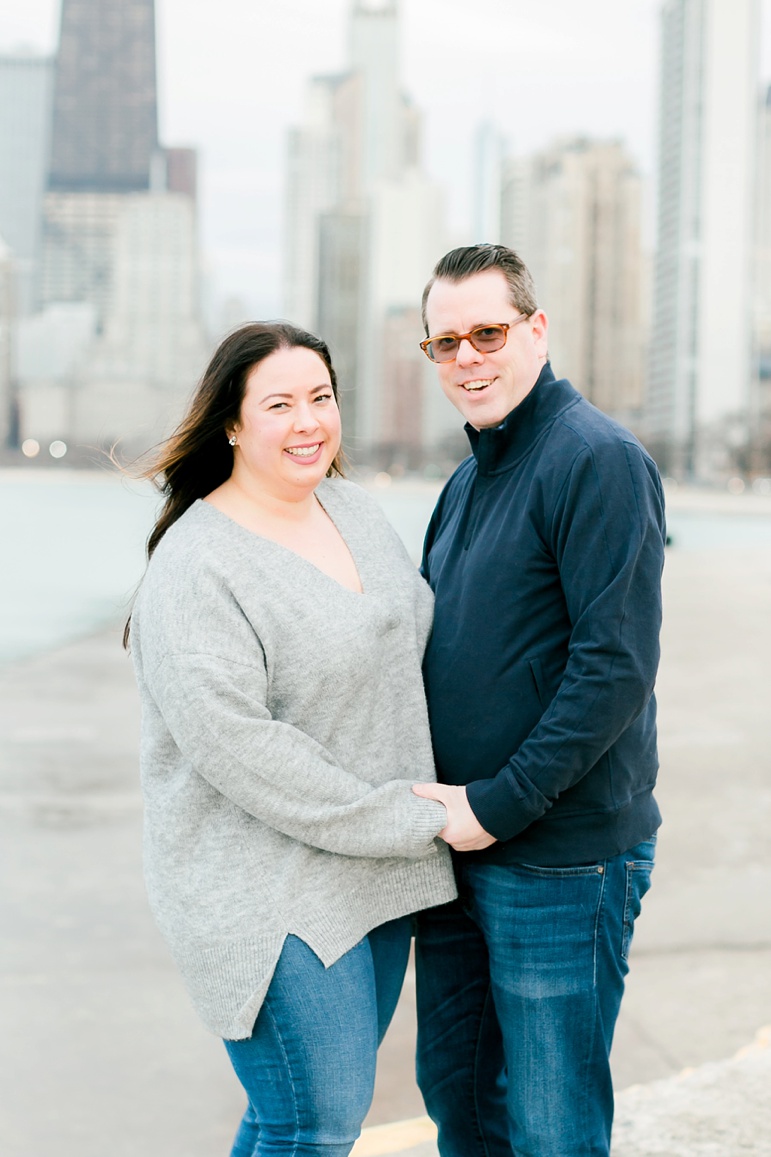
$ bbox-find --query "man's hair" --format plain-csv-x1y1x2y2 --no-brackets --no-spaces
421,243,538,332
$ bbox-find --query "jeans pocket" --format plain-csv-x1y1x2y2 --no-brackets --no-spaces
514,861,606,878
621,855,654,960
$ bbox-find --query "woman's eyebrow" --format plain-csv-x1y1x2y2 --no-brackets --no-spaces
259,384,331,403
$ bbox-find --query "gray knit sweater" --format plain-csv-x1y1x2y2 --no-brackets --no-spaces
130,478,456,1039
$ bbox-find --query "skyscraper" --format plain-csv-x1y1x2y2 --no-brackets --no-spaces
284,1,455,464
69,192,208,453
21,0,208,454
49,0,158,193
0,52,53,314
348,0,403,188
502,137,647,428
0,236,14,446
473,122,504,244
647,0,761,478
752,86,771,473
41,0,160,322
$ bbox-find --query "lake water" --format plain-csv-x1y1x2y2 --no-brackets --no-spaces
2,469,771,666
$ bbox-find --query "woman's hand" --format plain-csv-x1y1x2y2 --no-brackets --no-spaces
412,782,497,852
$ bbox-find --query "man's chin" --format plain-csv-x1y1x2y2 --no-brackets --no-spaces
460,403,508,430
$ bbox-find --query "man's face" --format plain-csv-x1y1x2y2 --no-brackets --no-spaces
424,269,549,429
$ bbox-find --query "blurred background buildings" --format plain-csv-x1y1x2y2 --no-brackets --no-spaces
500,136,648,433
284,0,458,467
1,0,207,459
0,0,769,479
647,0,761,479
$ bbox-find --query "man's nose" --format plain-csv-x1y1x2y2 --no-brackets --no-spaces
455,338,484,367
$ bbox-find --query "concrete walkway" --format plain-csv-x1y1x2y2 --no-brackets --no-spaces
1,503,770,1154
351,1027,771,1156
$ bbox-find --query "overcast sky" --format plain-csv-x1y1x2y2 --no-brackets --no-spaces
2,0,770,318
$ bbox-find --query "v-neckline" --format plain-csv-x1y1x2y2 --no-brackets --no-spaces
197,483,365,596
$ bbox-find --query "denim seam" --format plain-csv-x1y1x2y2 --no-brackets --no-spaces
585,865,609,1150
473,982,498,1157
592,862,607,988
580,986,602,1148
514,862,606,877
621,860,652,961
262,997,302,1155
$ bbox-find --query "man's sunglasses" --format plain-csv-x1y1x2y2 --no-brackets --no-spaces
419,315,531,363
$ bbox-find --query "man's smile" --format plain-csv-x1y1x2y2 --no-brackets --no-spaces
460,378,495,392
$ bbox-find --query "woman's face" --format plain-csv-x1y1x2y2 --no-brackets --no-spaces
229,346,341,500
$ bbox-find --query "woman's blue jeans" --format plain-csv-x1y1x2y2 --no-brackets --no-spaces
415,838,656,1157
223,916,412,1156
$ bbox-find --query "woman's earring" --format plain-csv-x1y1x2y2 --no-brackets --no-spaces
228,434,237,447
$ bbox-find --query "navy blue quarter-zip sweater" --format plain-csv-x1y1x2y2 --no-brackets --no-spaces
422,364,665,867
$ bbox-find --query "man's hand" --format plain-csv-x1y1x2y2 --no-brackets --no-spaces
412,782,497,851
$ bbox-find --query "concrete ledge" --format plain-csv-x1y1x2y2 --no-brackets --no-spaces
352,1115,437,1155
353,1027,771,1157
613,1025,771,1156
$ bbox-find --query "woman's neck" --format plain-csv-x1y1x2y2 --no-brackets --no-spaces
205,471,322,527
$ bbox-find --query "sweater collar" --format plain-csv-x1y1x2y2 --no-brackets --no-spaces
464,363,580,476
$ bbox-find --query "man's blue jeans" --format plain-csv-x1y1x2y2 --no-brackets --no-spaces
223,916,412,1156
415,838,656,1157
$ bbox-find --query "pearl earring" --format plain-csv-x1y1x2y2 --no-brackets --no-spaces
228,434,237,447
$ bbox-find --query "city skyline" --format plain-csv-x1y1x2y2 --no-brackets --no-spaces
284,0,459,463
648,0,762,478
7,0,209,458
4,0,770,317
48,0,158,193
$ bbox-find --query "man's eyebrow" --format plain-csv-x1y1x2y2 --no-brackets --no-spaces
431,320,500,335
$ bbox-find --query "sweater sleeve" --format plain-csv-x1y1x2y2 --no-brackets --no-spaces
145,648,446,859
466,438,665,841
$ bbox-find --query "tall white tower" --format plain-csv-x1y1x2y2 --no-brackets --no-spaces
283,0,453,464
0,52,53,315
502,137,647,428
472,121,504,244
349,0,402,187
647,0,761,478
752,85,771,472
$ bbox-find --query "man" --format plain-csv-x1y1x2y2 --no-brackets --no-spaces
412,244,665,1157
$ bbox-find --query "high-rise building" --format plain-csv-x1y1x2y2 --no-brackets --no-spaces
647,0,761,478
16,302,98,448
501,137,647,428
500,154,535,257
0,52,53,314
164,147,198,201
359,169,449,456
752,85,771,473
284,0,455,464
284,73,357,332
70,193,208,452
348,0,405,188
41,192,127,323
20,0,209,453
0,236,14,446
41,0,159,323
473,122,504,244
49,0,158,193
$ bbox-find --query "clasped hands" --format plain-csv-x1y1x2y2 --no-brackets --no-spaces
412,782,497,852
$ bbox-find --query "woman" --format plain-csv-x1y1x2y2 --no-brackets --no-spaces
127,322,456,1156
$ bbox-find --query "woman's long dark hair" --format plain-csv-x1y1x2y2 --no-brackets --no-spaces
123,322,344,648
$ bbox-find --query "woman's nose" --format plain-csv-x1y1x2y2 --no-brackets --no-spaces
293,403,319,430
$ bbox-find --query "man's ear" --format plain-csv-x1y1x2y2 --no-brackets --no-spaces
530,309,549,357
